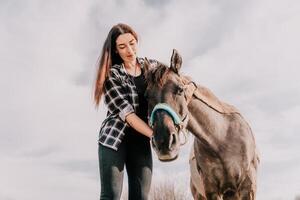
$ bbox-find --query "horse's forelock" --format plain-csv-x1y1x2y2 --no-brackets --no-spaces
148,63,172,87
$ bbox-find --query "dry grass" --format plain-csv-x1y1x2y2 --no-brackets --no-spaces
149,180,190,200
121,179,191,200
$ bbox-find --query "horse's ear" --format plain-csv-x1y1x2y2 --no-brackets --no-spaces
170,49,182,74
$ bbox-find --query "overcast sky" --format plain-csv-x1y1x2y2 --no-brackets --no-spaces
1,0,300,199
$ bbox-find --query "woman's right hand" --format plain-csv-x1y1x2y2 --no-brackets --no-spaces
125,113,153,138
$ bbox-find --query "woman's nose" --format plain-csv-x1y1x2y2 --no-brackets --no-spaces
127,46,134,54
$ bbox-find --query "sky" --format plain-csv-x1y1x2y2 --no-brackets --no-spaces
1,0,300,199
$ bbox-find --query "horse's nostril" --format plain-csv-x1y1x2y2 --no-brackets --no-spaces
169,133,177,150
172,133,177,145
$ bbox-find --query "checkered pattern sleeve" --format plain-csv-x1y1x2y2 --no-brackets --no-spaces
103,70,134,121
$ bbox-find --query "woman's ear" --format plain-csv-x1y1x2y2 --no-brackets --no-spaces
170,49,182,74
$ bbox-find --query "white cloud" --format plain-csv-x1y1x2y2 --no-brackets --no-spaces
1,0,300,199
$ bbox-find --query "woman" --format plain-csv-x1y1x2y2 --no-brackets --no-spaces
93,23,157,200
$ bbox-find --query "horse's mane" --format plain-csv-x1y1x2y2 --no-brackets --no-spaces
146,62,240,114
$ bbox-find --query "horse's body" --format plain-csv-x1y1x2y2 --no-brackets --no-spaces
186,85,259,199
144,50,259,200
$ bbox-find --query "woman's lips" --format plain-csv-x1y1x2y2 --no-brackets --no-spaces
127,55,133,58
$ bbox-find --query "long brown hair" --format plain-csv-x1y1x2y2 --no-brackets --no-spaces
93,23,138,108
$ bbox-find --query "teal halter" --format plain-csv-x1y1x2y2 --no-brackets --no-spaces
149,103,182,127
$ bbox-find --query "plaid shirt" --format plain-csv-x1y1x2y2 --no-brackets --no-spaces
98,57,158,150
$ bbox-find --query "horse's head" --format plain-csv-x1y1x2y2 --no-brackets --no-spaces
144,49,194,162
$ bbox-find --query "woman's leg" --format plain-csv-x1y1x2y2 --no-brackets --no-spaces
125,134,153,200
98,143,126,200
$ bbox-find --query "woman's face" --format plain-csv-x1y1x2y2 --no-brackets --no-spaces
115,33,138,63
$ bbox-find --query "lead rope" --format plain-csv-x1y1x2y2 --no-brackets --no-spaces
178,115,189,146
179,128,189,146
178,80,198,146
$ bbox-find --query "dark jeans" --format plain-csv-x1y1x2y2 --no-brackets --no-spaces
98,129,153,200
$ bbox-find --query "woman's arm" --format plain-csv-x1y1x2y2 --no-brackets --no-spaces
125,113,153,138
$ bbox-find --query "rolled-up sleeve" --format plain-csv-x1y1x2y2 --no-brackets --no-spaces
104,74,134,121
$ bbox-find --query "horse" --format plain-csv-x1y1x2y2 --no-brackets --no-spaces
143,49,260,200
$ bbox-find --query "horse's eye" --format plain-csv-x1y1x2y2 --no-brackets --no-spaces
175,85,184,95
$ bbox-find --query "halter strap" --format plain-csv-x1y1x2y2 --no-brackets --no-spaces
149,102,189,145
149,103,182,127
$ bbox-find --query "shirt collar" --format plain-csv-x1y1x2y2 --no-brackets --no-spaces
118,57,145,78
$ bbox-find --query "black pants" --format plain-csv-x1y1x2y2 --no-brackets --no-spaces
98,129,153,200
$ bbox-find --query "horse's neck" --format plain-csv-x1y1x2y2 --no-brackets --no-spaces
186,96,229,146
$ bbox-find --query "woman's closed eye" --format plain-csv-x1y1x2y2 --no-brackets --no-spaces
118,45,126,49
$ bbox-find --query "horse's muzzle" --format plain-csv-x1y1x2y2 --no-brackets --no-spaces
158,154,178,162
